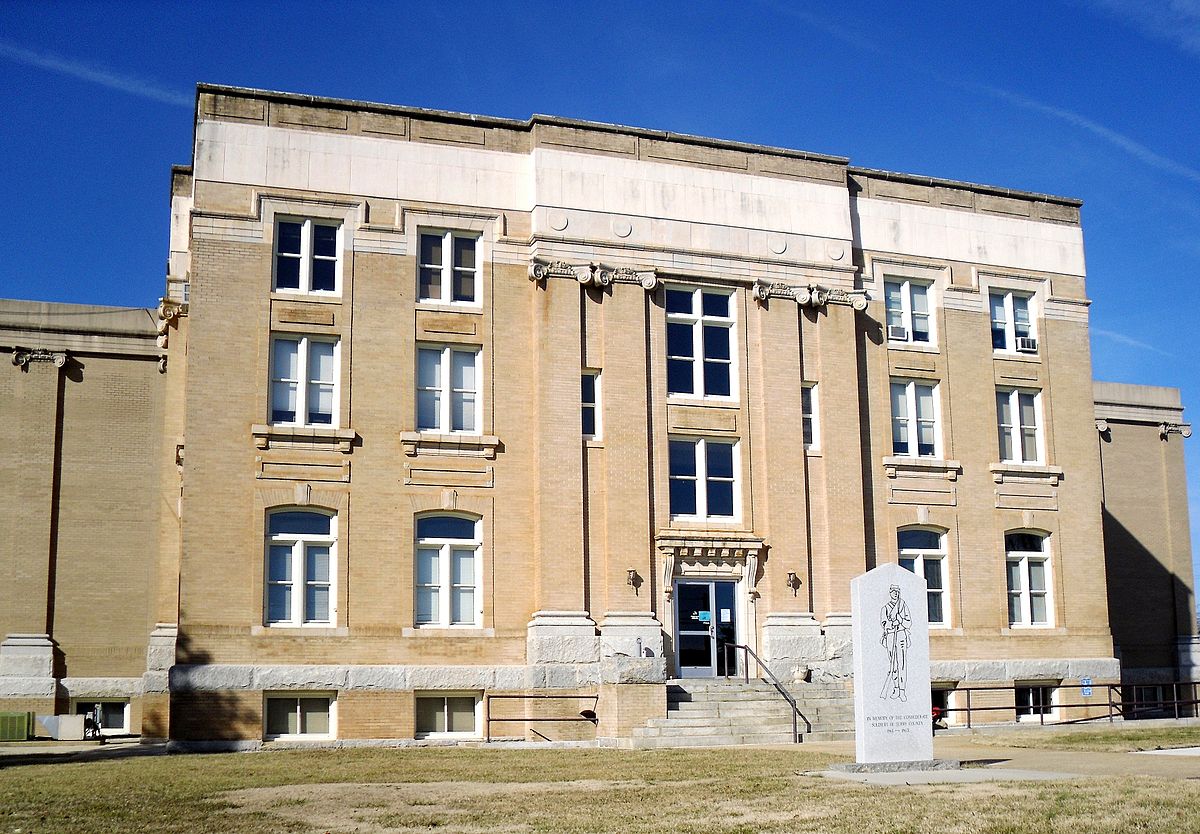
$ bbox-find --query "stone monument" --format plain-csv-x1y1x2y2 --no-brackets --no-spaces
850,563,933,764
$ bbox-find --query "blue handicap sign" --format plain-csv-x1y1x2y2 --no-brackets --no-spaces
1081,677,1093,697
698,610,712,623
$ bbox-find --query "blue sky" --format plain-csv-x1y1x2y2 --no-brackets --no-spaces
1,1,1197,591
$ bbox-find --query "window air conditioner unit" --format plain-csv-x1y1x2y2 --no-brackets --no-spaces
1016,336,1038,353
887,325,910,341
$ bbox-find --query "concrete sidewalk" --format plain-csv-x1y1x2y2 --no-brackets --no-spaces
0,738,166,768
798,734,1200,784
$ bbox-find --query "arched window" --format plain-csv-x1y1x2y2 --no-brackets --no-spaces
265,510,336,627
897,528,947,625
415,515,481,627
1005,532,1051,626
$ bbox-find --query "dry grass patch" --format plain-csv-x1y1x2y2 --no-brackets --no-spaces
1,745,1199,833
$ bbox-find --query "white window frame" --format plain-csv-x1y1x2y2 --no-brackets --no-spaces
1014,682,1058,722
269,335,340,428
264,692,336,740
414,515,482,628
418,229,481,306
414,691,482,738
884,279,933,345
668,437,740,523
801,383,819,451
898,529,949,627
73,699,130,736
273,218,342,295
264,510,337,628
890,379,940,458
989,289,1035,352
1006,532,1053,628
996,388,1043,464
665,285,737,401
416,344,482,435
582,369,601,440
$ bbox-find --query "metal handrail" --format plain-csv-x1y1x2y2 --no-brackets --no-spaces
482,693,599,742
939,681,1200,728
722,642,811,741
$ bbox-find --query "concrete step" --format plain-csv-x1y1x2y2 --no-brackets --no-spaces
631,732,797,749
634,721,797,738
803,729,855,742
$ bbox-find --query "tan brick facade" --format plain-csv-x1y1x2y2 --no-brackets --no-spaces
0,83,1193,744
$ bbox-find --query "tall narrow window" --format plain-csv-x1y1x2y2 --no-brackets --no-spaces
265,510,336,627
669,438,737,520
1006,532,1051,626
890,380,939,457
581,370,600,439
415,515,481,627
270,336,338,427
801,383,819,450
419,231,479,304
417,345,480,433
898,529,947,625
996,388,1041,463
990,290,1035,351
274,219,340,294
884,280,931,344
666,286,735,398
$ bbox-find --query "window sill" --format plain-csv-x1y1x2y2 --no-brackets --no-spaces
992,350,1041,362
887,341,939,353
400,431,502,459
584,438,604,449
1002,625,1064,634
270,291,343,305
252,424,357,453
415,301,484,314
989,462,1063,485
882,456,962,481
666,396,740,409
804,447,822,457
667,517,744,529
928,626,962,635
402,627,496,637
252,625,349,637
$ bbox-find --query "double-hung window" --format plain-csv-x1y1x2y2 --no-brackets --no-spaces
884,280,931,344
415,515,481,627
666,287,735,398
890,380,939,457
989,290,1035,351
802,383,819,450
419,231,479,305
668,438,737,521
1006,532,1051,627
996,388,1041,463
270,336,338,426
265,510,336,627
898,529,947,626
582,371,600,439
417,345,480,434
275,219,340,294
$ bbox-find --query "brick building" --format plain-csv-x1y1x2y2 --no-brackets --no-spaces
0,84,1194,745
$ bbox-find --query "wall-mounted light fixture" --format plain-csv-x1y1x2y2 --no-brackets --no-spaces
627,568,637,586
786,571,801,596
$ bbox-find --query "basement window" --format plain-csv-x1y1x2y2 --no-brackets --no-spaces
265,693,335,739
415,692,480,738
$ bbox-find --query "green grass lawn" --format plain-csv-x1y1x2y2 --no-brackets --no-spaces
967,725,1200,753
2,744,1200,834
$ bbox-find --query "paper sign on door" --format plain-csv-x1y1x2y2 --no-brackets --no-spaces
720,608,732,623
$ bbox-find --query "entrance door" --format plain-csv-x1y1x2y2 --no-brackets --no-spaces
674,580,737,677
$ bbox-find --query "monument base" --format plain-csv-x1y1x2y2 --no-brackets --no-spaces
831,759,961,773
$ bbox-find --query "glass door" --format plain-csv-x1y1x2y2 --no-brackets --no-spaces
674,580,737,677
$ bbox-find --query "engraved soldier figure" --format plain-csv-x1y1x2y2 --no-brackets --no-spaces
879,584,911,701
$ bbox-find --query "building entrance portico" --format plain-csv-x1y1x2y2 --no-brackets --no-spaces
674,579,738,677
